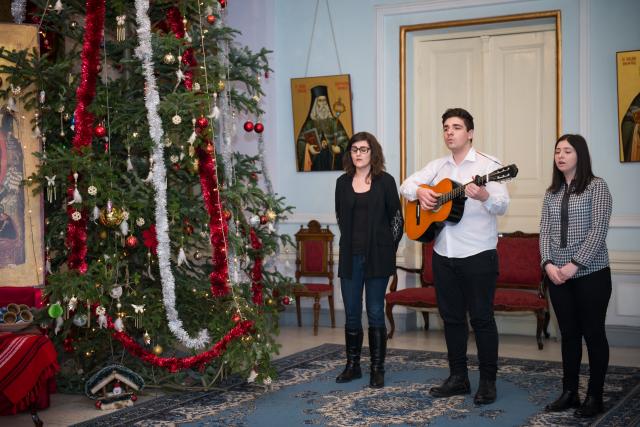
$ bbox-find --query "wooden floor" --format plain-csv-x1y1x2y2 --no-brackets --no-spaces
8,326,640,426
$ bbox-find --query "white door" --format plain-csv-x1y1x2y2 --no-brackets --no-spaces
412,28,556,233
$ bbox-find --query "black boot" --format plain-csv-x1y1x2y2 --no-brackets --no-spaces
368,327,387,388
430,374,470,397
545,390,580,412
474,378,497,405
574,395,604,418
336,329,363,383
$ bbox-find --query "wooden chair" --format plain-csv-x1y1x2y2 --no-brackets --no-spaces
293,220,336,336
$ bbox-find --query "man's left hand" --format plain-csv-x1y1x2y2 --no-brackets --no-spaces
465,181,489,202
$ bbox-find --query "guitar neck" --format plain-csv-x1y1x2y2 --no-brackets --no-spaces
439,175,488,204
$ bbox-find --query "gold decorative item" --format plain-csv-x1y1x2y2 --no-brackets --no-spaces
99,200,125,227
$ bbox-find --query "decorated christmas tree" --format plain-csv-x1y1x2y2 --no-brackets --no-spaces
0,0,293,392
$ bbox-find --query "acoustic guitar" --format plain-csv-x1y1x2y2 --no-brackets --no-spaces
404,164,518,242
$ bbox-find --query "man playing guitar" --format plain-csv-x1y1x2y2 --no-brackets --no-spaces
399,108,510,405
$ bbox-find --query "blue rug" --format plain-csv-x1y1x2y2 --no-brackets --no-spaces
73,344,640,426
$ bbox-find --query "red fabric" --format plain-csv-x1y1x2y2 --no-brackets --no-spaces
303,241,324,272
0,334,59,415
385,287,436,305
301,284,332,293
494,289,547,310
497,237,542,287
0,287,44,308
421,242,435,284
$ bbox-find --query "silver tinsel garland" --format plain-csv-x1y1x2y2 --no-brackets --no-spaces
134,0,209,349
11,0,27,23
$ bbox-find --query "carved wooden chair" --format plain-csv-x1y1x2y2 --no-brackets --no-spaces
293,220,336,336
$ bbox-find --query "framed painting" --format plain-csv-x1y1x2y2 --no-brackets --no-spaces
291,74,353,172
0,23,44,287
617,49,640,162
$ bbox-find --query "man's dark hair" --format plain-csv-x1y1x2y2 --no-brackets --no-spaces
342,131,386,179
548,133,596,194
442,108,474,131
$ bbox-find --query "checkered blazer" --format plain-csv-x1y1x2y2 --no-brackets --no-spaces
539,177,612,278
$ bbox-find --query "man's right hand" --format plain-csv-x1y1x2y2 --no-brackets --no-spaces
416,187,439,211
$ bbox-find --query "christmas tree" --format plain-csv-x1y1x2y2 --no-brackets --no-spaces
0,0,293,392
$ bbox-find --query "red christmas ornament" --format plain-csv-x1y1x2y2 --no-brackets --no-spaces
196,116,209,128
95,401,102,409
131,394,138,402
173,163,181,171
264,71,269,79
125,235,138,248
205,143,214,154
206,15,216,24
250,172,258,181
231,313,241,323
282,296,290,305
94,124,107,138
219,0,227,9
254,122,264,134
259,215,268,225
223,210,232,221
243,121,254,132
183,223,194,235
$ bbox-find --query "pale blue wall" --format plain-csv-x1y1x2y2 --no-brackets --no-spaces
229,0,640,251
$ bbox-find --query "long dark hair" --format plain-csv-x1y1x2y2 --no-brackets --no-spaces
342,131,385,178
548,133,596,194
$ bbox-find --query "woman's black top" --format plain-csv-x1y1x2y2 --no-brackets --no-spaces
351,191,369,255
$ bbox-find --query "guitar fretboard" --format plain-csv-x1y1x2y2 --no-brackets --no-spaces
437,176,488,206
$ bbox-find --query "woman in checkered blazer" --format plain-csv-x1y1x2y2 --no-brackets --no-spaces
539,134,612,419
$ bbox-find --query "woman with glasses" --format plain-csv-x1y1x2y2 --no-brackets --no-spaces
334,132,403,388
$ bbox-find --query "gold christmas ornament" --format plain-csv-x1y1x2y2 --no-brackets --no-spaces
266,210,277,221
99,200,125,227
217,80,225,91
153,344,163,355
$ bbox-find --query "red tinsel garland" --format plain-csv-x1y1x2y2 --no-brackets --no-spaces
66,0,105,273
249,229,264,305
106,315,254,372
197,145,230,297
165,7,185,38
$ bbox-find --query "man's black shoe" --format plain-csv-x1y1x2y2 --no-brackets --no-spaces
544,390,580,412
574,395,604,418
473,378,497,405
429,374,470,397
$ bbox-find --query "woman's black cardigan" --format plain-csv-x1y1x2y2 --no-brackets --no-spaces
335,171,404,279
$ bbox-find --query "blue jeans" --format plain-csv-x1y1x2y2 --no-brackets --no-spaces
341,255,390,330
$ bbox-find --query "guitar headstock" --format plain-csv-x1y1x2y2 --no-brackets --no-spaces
473,164,518,186
488,164,518,183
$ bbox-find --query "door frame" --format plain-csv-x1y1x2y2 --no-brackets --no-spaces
399,10,562,182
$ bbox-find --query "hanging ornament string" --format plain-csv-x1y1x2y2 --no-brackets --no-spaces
66,0,105,274
105,313,253,372
304,0,342,77
134,0,210,349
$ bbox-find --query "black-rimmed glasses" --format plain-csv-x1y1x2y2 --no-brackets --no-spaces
350,146,370,154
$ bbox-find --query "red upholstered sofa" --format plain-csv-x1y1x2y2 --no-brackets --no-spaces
385,232,550,349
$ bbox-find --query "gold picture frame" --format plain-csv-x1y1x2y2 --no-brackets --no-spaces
291,74,353,172
0,23,44,287
617,49,640,162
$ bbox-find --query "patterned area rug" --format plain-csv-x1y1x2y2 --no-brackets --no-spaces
73,344,640,427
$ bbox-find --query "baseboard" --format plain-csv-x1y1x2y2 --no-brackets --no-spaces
278,307,420,331
606,325,640,348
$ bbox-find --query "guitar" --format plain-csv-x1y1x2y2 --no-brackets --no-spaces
404,164,518,242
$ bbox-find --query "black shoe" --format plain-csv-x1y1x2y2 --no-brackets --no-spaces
336,329,363,383
430,374,470,397
474,378,497,405
368,327,387,388
544,390,580,412
574,395,604,418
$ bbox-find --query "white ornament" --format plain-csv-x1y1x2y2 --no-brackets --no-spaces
170,155,179,164
172,114,182,125
114,317,124,332
68,296,78,311
249,215,260,226
247,369,258,383
72,313,87,327
109,286,123,299
71,211,82,221
136,217,145,227
87,185,97,196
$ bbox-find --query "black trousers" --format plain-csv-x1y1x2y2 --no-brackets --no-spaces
433,249,499,380
547,267,612,397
